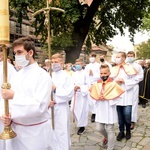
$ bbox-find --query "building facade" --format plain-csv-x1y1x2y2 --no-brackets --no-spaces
9,10,46,64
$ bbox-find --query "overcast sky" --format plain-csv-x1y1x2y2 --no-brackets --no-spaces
107,29,150,52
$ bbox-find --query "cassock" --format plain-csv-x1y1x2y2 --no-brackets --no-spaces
89,78,124,124
52,70,74,150
110,64,138,106
85,62,100,113
5,63,58,150
128,62,143,122
139,67,150,101
71,70,89,127
0,62,16,150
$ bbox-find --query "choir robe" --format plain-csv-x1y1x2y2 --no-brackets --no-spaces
5,63,59,150
128,62,143,122
52,70,74,150
139,67,150,101
85,62,100,113
0,62,16,150
71,70,89,127
89,78,124,124
110,64,138,106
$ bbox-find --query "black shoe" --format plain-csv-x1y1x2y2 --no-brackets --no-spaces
142,103,146,108
130,122,135,130
117,132,125,141
91,114,96,122
77,127,85,135
126,131,131,140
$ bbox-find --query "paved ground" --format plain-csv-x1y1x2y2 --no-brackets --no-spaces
70,103,150,150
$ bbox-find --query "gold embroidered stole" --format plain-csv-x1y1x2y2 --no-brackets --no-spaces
89,78,124,100
110,64,137,78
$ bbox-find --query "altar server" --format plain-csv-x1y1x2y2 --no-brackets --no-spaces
1,36,59,150
50,53,74,150
90,64,124,150
71,58,89,135
126,51,143,129
110,51,138,141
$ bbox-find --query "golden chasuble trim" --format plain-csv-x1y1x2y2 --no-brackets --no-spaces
110,64,137,78
90,78,124,100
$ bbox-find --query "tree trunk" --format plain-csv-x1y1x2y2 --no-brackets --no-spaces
65,0,102,63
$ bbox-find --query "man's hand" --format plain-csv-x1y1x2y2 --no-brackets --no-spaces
116,78,124,84
98,95,104,100
74,86,80,91
0,114,12,126
89,70,93,76
1,89,14,99
48,100,56,108
52,84,56,91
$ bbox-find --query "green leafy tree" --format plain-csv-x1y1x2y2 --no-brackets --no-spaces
136,39,150,59
141,7,150,32
10,0,150,62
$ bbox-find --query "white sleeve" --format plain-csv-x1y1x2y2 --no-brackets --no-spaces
11,74,52,119
55,75,74,103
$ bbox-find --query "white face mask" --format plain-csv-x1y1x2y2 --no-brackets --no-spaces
89,57,95,63
15,55,29,67
52,63,61,72
126,57,134,63
115,58,122,64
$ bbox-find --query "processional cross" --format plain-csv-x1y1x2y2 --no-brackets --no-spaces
32,0,65,129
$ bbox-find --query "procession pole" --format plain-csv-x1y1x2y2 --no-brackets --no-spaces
0,0,16,139
47,0,51,60
46,0,55,130
33,0,64,130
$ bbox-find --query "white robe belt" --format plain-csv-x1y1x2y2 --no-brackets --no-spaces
12,120,48,126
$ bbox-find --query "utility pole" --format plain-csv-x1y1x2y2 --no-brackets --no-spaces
32,0,65,129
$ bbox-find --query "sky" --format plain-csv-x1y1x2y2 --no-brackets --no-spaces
107,29,150,52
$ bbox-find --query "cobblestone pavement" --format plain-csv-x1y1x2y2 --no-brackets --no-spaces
70,103,150,150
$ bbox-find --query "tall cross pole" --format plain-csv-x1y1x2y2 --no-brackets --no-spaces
32,0,65,129
0,0,16,139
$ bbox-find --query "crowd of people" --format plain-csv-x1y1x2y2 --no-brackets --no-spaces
0,36,149,150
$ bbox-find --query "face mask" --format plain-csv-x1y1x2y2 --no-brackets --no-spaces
101,76,109,82
127,57,134,63
15,55,29,67
75,65,82,71
52,63,61,72
115,58,122,64
82,66,85,70
89,57,95,63
100,58,104,62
